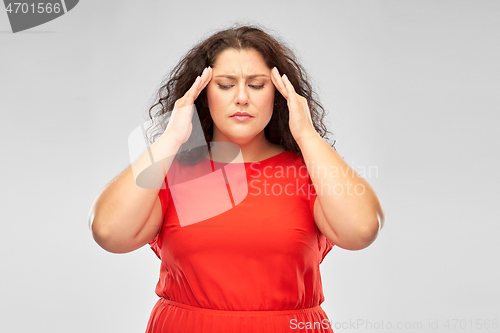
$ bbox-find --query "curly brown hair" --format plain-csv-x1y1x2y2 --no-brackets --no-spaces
146,23,335,165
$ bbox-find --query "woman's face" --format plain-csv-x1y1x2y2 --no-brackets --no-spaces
206,48,275,146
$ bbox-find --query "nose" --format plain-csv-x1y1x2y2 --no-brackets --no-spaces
235,83,249,106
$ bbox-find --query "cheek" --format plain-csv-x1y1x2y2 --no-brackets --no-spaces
256,89,275,111
206,87,226,111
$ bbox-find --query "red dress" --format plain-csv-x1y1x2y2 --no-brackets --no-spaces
146,150,334,332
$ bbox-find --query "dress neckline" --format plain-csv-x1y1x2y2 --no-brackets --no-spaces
243,150,288,164
206,150,288,164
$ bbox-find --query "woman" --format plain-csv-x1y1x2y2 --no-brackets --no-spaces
89,24,385,333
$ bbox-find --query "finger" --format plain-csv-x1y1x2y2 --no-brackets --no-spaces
281,74,301,106
185,67,209,101
282,74,296,94
271,67,289,99
184,67,212,102
197,66,213,93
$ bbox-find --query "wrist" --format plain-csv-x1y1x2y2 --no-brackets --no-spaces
296,130,321,147
151,132,183,162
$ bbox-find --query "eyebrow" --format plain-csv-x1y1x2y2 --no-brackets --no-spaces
214,74,269,79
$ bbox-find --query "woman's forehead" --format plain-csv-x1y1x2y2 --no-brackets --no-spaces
212,48,269,72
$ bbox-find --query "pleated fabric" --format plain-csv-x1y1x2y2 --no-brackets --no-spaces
145,298,334,332
146,150,335,333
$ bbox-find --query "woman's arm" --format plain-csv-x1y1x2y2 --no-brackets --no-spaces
88,67,213,254
298,132,385,250
270,67,385,251
88,133,181,254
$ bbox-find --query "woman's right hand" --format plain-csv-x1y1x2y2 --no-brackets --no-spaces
164,66,213,146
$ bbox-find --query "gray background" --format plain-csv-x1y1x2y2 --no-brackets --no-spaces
1,1,499,332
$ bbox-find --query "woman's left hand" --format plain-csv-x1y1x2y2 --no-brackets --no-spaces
271,67,318,144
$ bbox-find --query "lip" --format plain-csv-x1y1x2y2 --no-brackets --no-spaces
231,115,253,121
230,111,253,117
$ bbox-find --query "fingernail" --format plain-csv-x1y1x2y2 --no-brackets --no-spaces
202,67,208,74
273,67,279,73
283,74,288,80
208,66,212,70
195,76,200,82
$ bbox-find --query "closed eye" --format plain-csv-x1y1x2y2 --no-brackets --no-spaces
218,84,265,90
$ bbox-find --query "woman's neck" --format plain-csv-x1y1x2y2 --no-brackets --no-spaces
209,132,283,163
